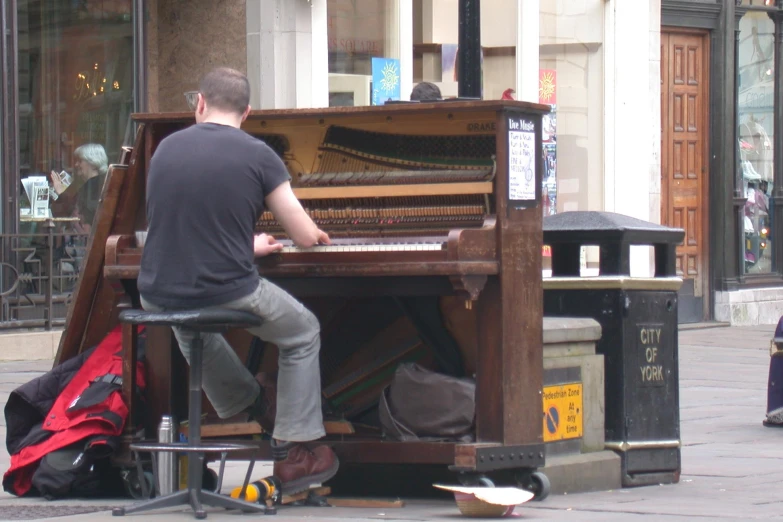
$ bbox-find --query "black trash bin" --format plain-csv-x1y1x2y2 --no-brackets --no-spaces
542,211,684,487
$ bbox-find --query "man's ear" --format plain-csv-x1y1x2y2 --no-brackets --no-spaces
241,104,251,122
197,93,207,116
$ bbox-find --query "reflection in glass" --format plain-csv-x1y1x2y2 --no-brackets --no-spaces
15,0,134,295
540,0,604,275
738,11,774,274
327,0,397,106
17,0,133,230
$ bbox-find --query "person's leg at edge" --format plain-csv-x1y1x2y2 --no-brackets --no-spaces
139,295,260,419
223,278,338,493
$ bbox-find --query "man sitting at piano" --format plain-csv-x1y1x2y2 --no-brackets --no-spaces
137,67,338,494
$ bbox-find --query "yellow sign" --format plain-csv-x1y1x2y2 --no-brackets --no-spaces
542,383,583,442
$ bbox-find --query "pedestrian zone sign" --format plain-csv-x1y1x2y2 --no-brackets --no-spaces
542,383,583,442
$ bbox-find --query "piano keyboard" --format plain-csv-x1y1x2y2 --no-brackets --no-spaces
281,243,444,253
278,238,446,253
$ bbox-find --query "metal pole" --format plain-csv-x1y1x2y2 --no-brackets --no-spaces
133,0,147,113
457,0,481,98
732,3,745,279
770,8,783,271
2,0,19,235
1,0,20,302
45,219,53,331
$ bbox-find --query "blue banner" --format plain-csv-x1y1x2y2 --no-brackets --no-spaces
371,57,401,105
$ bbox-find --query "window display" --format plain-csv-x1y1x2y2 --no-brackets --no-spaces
738,11,775,274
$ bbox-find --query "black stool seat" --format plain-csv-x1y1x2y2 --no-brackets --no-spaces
118,308,262,332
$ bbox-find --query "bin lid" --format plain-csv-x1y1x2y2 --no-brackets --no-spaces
543,211,685,246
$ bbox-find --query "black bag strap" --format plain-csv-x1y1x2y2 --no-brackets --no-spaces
92,374,122,386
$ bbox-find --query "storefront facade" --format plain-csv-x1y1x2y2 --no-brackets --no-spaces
0,0,139,329
659,0,783,324
0,0,661,328
2,0,138,229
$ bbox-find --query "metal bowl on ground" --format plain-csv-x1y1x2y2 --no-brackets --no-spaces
433,484,533,518
453,491,516,517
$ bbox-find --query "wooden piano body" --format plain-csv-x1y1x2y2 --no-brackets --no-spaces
55,100,549,488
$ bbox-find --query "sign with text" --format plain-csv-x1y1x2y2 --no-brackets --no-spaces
638,324,667,387
542,383,583,442
507,115,538,208
327,0,385,55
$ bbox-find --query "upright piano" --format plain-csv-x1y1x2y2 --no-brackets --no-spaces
55,100,550,491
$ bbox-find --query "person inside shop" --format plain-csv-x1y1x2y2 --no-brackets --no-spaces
137,67,338,495
50,143,109,234
410,81,442,101
759,180,771,213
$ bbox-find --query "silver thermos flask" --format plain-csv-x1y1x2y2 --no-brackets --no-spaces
156,415,177,496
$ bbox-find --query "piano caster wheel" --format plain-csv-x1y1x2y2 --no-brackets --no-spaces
122,469,154,500
112,507,126,517
457,472,494,488
464,300,473,310
516,470,550,501
195,510,207,520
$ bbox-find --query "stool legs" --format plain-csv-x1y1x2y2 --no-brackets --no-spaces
188,334,205,517
113,332,272,519
113,488,192,517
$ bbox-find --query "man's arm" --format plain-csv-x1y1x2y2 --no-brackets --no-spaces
265,181,330,248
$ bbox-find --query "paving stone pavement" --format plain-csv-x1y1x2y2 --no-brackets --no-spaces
0,325,780,521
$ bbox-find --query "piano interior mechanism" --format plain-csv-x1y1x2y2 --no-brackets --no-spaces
57,100,550,492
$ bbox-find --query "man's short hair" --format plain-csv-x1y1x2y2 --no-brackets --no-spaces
198,67,251,115
410,82,442,101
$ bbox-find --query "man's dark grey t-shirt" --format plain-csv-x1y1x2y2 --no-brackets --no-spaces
138,123,291,308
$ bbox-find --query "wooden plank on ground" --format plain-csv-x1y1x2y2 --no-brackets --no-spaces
280,487,331,505
326,497,405,508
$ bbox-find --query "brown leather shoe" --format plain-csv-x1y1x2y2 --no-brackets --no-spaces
272,443,340,495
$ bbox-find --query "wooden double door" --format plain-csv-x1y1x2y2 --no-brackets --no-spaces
660,29,710,323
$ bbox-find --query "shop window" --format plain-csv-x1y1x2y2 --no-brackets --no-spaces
738,11,774,274
740,0,778,7
328,0,400,106
13,0,134,298
411,1,516,101
17,0,133,234
410,0,604,273
540,0,604,274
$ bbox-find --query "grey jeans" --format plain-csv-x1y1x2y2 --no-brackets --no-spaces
140,278,325,442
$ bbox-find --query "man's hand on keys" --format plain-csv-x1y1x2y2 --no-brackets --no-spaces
316,229,331,245
253,233,284,257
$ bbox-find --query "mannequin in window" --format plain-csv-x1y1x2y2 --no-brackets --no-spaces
739,116,773,182
50,143,109,234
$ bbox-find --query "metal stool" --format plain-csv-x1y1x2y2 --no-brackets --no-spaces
112,308,274,519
